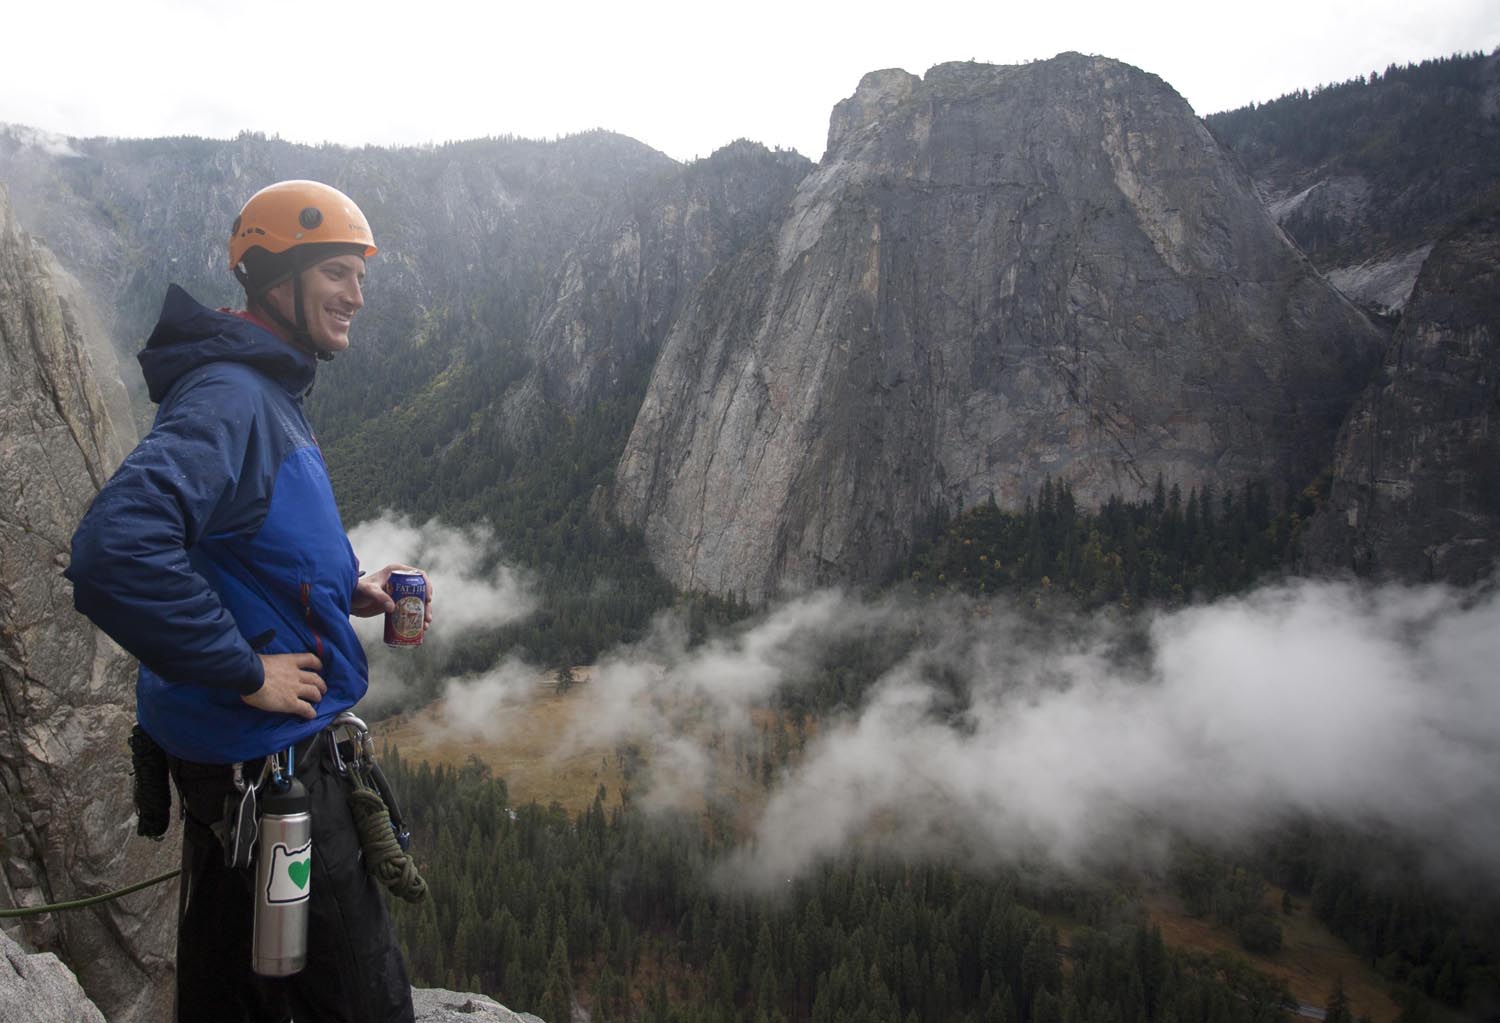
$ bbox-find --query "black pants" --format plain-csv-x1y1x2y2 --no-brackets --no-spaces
169,734,414,1023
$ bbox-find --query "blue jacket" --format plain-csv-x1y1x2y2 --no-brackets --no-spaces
68,285,367,763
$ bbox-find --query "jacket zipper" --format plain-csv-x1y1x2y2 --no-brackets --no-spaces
300,582,325,660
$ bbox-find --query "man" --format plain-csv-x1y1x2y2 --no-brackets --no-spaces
67,180,423,1022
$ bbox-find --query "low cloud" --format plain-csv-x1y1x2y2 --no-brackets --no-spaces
344,524,1499,890
427,655,536,745
734,580,1500,887
574,591,879,739
346,513,537,705
562,578,1500,889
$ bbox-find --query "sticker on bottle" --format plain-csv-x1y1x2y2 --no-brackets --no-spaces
264,840,313,904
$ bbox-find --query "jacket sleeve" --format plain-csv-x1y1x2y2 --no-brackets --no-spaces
67,368,268,695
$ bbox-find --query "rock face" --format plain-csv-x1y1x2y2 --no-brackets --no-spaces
497,141,808,454
615,55,1387,600
1322,244,1434,314
0,126,683,419
411,987,546,1023
0,937,541,1023
0,186,175,1022
529,140,811,412
1303,206,1500,582
0,927,105,1023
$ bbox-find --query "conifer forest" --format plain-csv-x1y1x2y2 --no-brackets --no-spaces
376,478,1500,1022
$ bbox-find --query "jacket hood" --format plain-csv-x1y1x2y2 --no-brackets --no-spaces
138,284,317,403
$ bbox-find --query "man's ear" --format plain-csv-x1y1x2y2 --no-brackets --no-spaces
260,277,296,317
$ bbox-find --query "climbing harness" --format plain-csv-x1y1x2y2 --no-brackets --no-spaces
328,711,427,903
221,755,274,869
4,714,427,923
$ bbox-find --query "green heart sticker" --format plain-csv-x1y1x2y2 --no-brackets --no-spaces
287,859,310,890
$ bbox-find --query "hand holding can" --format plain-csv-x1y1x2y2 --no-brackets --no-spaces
383,571,428,647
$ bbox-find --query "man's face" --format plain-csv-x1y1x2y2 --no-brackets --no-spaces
265,253,366,353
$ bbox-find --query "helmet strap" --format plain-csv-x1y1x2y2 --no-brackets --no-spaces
240,266,334,362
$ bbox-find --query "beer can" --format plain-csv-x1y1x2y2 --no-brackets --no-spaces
383,571,427,647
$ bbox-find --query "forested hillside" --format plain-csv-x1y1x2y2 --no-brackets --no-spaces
378,476,1500,1022
1207,50,1500,266
901,477,1305,608
386,759,1298,1023
384,752,1500,1022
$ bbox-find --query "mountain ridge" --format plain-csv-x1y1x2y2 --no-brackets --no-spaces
615,53,1387,599
1,50,1492,610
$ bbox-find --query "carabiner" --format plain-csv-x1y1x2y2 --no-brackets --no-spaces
329,711,372,776
234,758,273,794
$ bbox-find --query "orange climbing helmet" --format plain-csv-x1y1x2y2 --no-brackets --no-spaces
228,179,377,271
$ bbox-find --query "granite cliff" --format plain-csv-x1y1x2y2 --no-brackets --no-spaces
528,140,812,411
0,927,104,1023
1303,204,1500,582
0,186,175,1022
615,55,1388,600
0,127,683,419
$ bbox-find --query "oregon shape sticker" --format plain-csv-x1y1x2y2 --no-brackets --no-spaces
265,840,312,905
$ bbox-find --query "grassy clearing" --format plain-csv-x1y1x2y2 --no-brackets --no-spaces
1144,887,1401,1022
370,671,799,829
372,667,628,812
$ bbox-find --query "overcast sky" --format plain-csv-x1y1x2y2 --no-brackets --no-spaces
5,0,1496,163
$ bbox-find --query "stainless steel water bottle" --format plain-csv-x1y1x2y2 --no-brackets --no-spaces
251,776,312,976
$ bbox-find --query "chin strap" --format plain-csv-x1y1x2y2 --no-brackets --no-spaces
235,265,334,362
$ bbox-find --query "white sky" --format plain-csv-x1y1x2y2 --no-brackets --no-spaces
4,0,1497,163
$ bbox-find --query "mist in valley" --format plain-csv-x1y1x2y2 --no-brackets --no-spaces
347,515,1500,894
347,513,537,730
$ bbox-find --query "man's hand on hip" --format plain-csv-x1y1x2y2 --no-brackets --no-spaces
244,653,326,718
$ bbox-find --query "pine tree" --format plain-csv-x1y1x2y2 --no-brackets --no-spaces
1325,976,1353,1023
539,934,574,1023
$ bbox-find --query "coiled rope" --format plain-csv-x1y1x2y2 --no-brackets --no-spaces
4,720,423,920
0,726,183,919
129,723,172,838
347,776,427,903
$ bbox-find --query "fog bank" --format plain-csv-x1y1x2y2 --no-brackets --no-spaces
578,579,1500,887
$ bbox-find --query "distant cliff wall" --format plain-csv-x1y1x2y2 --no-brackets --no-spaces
1208,51,1500,312
1303,206,1500,583
528,141,812,412
616,55,1387,600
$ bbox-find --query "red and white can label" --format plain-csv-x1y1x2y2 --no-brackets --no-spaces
383,572,427,647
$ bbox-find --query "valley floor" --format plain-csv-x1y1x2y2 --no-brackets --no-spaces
377,673,1453,1023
